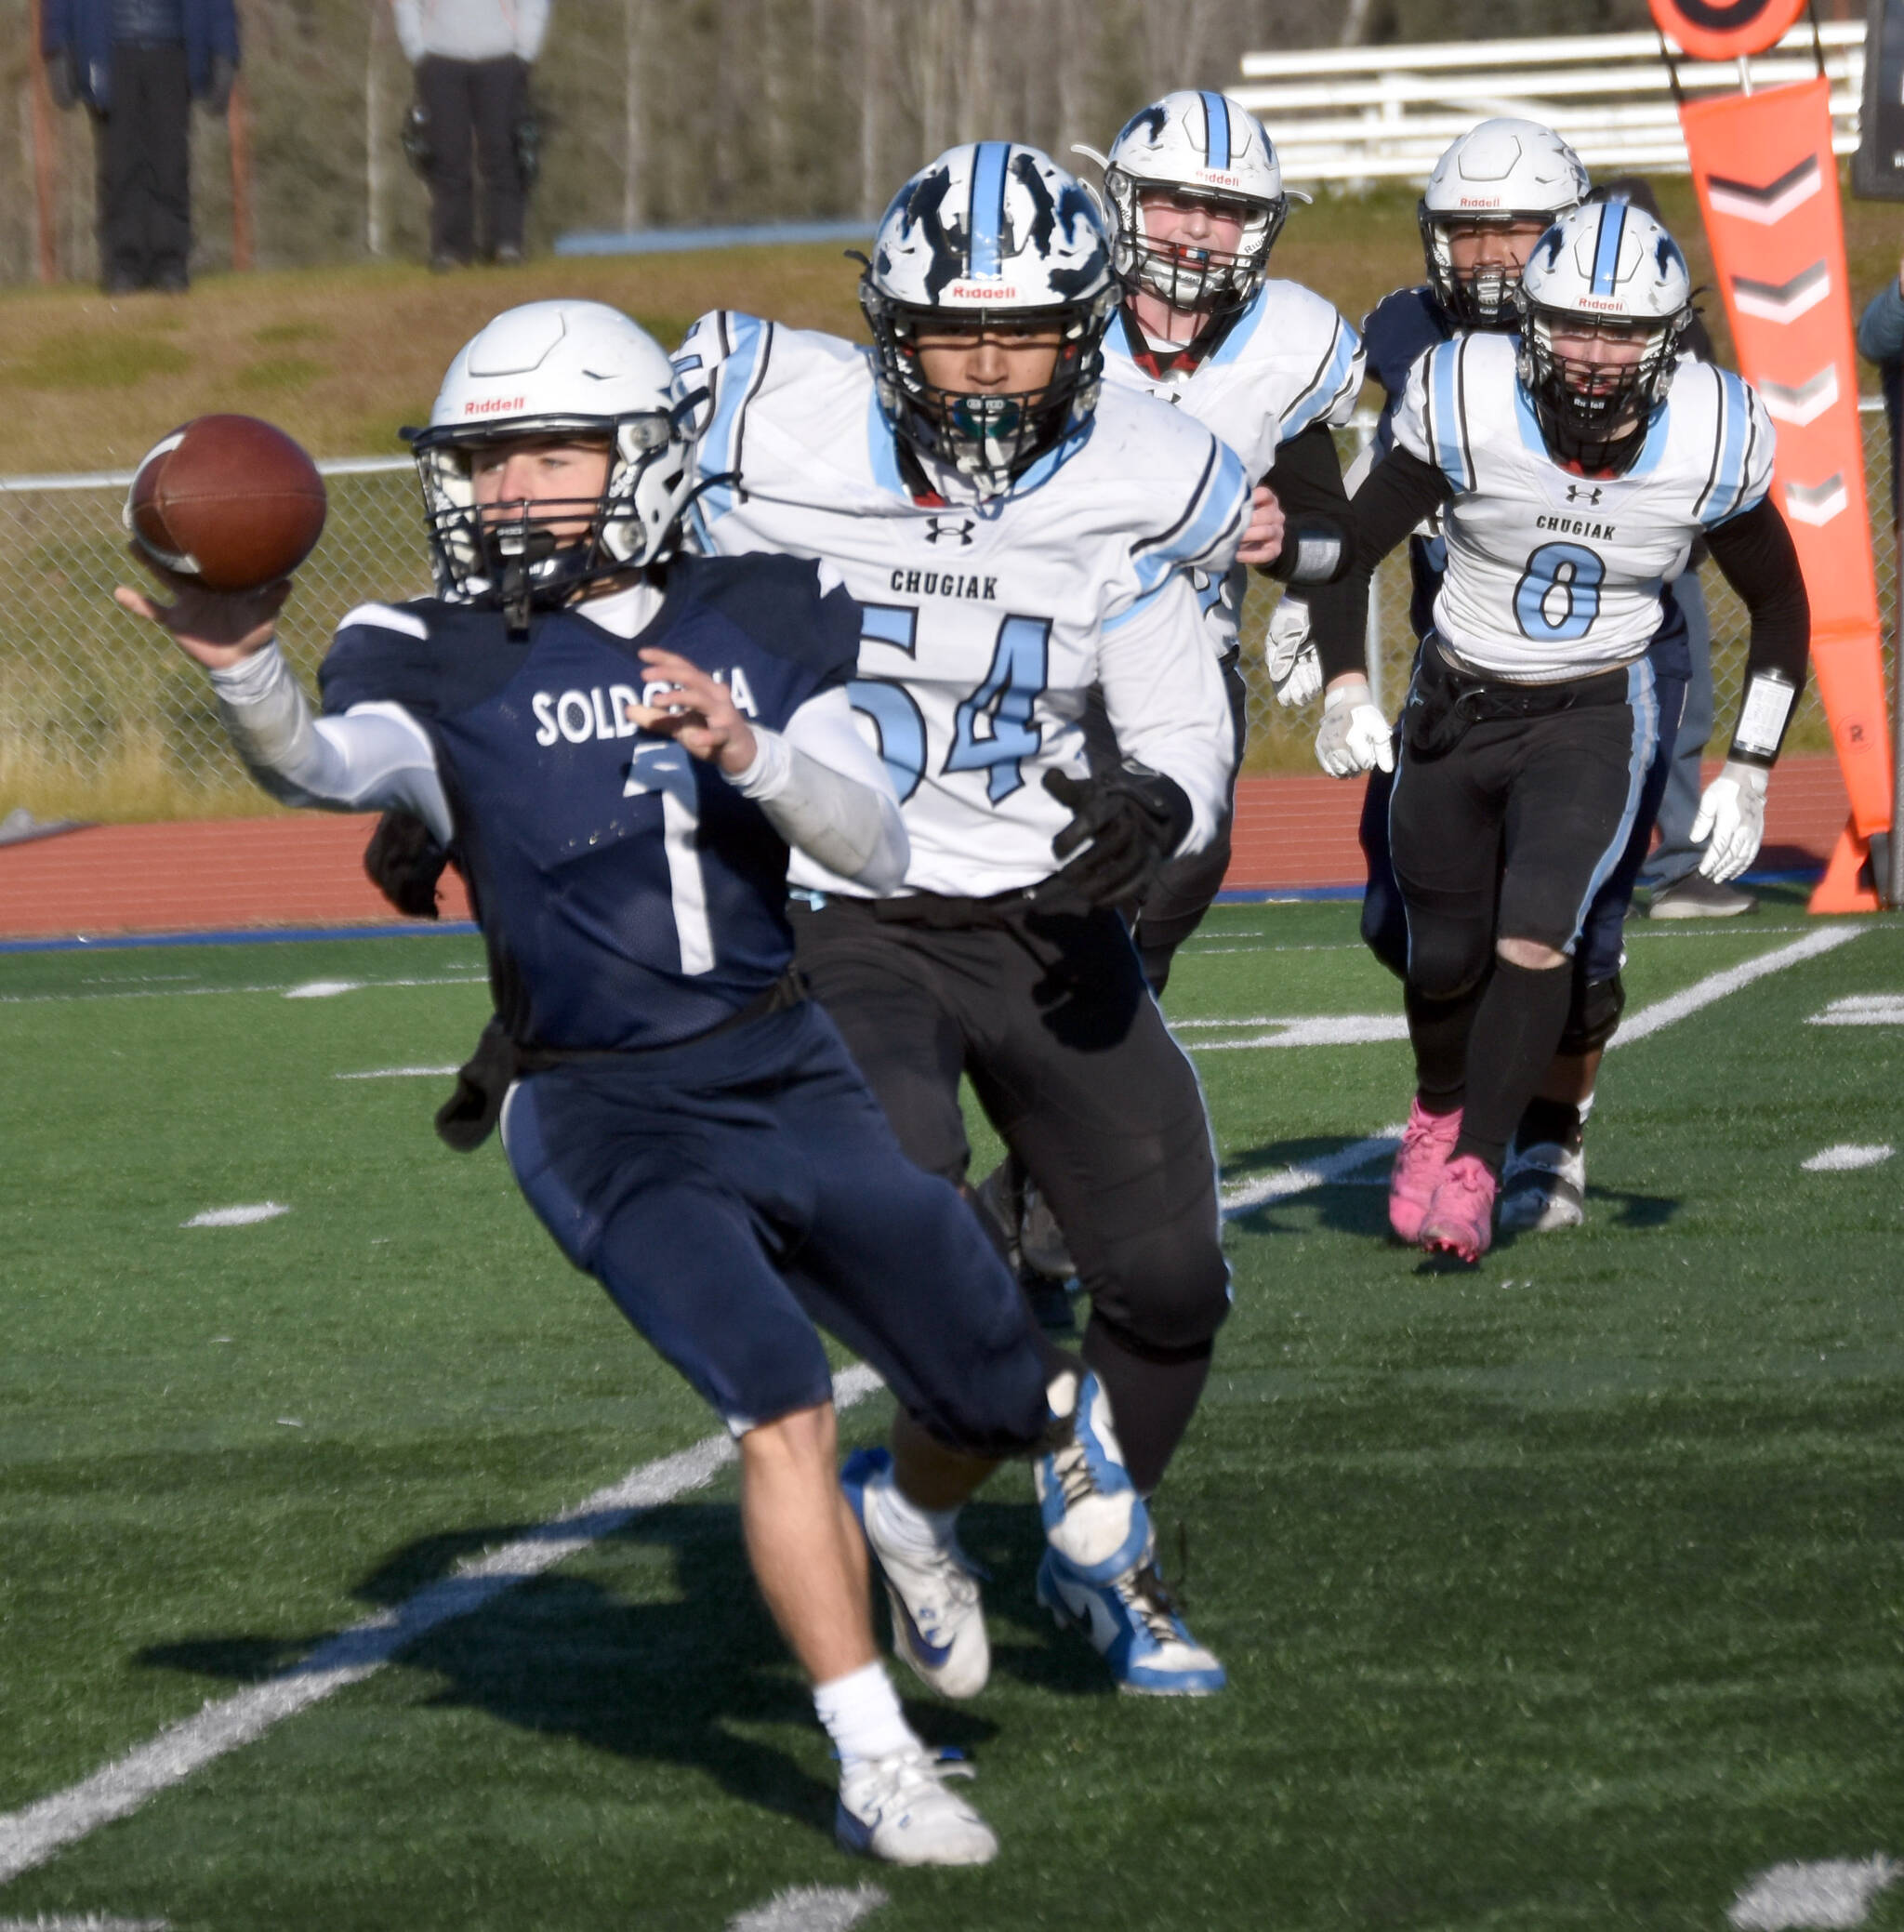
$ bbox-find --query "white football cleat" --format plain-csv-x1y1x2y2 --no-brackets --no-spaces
1498,1138,1586,1234
835,1746,998,1866
840,1449,990,1700
1034,1368,1149,1584
1036,1543,1227,1696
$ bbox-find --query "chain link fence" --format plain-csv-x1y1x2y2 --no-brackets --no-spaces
0,413,1887,823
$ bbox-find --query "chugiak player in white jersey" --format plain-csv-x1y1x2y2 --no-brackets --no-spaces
1311,202,1808,1263
675,142,1252,1694
1080,87,1363,992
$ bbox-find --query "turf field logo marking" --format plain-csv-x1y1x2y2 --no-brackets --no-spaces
1801,1144,1894,1172
1726,1854,1898,1928
181,1203,289,1228
0,1364,885,1888
726,1883,888,1931
1806,994,1904,1026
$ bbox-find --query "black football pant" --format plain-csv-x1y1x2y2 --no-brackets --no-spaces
416,54,528,262
790,893,1229,1493
1387,657,1660,1171
93,43,192,291
1081,646,1250,996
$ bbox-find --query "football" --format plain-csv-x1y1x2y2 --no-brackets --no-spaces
125,414,328,593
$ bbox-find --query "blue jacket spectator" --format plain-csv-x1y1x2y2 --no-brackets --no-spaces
41,0,239,293
1856,264,1904,524
41,0,239,112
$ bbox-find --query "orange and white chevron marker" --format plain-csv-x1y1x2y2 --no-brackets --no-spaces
1652,0,1890,911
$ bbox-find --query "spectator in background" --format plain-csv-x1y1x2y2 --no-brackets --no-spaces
41,0,238,295
396,0,550,271
1593,179,1760,919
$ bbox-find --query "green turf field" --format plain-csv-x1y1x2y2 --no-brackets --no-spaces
1,898,1900,1931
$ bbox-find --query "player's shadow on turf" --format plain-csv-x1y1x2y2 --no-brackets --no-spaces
1222,1134,1396,1240
138,1502,1012,1839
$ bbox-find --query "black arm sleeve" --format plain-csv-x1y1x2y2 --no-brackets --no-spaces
1255,422,1354,585
1305,444,1456,683
1702,496,1811,766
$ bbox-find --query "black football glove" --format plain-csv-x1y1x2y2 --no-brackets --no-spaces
1034,763,1192,913
364,809,451,920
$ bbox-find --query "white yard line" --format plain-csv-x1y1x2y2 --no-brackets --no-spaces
334,1066,462,1080
1606,925,1866,1049
726,1885,888,1932
0,974,486,1011
1727,1855,1898,1929
0,1364,885,1887
1220,1131,1404,1216
0,1918,168,1930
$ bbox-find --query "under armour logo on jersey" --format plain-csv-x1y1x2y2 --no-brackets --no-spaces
1566,484,1605,506
924,516,976,546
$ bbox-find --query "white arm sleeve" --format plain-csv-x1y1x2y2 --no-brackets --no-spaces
207,643,453,842
516,0,551,60
728,685,908,893
1095,576,1236,856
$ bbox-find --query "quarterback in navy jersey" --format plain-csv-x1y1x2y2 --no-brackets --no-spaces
1312,204,1808,1263
114,299,1159,1870
678,143,1253,1698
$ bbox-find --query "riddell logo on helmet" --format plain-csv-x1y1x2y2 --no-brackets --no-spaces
1197,169,1244,189
1459,195,1507,208
463,395,528,416
948,282,1022,301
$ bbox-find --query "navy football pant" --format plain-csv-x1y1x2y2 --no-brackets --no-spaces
500,999,1051,1455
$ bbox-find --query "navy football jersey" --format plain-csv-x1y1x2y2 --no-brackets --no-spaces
320,554,859,1051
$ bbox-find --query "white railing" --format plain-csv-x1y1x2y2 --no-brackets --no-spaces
1232,22,1865,184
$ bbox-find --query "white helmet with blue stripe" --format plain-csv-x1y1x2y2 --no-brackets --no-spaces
1515,200,1693,470
1419,118,1589,329
861,141,1117,496
1095,89,1291,312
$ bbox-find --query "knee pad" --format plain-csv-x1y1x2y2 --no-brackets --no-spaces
1405,932,1492,1004
1559,971,1626,1055
1088,1228,1231,1356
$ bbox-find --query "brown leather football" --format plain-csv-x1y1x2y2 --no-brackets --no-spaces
126,414,328,592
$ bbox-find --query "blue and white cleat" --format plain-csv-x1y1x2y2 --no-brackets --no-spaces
841,1447,990,1700
1036,1542,1228,1697
1033,1367,1151,1584
836,1745,998,1866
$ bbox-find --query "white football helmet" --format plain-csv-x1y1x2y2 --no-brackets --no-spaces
1419,119,1589,329
861,141,1118,496
1515,201,1693,470
407,299,695,622
1094,89,1294,313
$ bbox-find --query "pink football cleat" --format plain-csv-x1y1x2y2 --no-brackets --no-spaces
1420,1155,1499,1264
1388,1099,1463,1244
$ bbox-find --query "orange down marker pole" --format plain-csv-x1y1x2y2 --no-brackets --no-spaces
1653,0,1892,910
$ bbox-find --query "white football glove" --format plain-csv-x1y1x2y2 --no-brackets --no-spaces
1265,595,1323,708
1315,677,1394,778
1690,759,1769,883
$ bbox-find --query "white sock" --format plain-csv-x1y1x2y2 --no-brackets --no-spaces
867,1464,962,1558
813,1660,919,1770
1577,1087,1597,1128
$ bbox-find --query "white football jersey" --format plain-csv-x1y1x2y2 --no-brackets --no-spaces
673,312,1249,899
1395,330,1774,682
1100,278,1362,652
